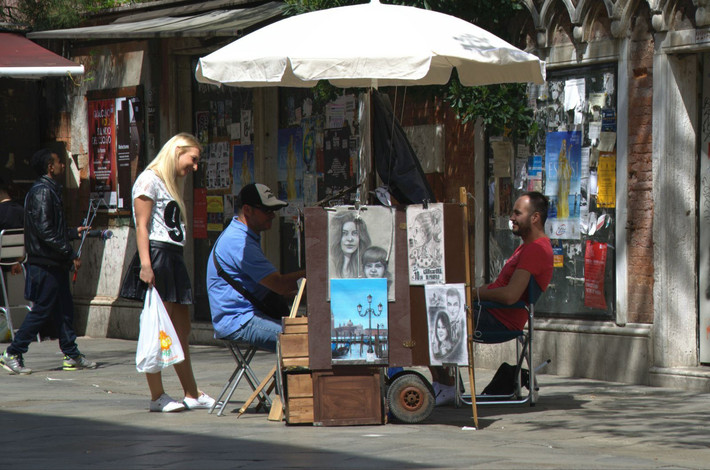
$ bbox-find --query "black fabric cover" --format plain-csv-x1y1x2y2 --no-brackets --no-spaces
371,90,436,205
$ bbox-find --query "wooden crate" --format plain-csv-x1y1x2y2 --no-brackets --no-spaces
283,316,308,334
280,317,309,368
313,367,384,426
284,373,314,424
281,317,313,424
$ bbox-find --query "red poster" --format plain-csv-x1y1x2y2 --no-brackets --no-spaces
193,188,208,239
584,241,608,310
88,99,117,204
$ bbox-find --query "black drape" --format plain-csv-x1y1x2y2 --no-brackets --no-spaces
371,90,436,205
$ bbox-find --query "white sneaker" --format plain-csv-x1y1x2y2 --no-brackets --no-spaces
150,393,186,412
432,382,455,406
183,392,216,410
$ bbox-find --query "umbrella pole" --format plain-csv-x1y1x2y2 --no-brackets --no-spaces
460,186,479,428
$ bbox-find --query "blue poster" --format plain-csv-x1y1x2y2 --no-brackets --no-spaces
545,131,582,239
277,128,304,206
232,144,254,196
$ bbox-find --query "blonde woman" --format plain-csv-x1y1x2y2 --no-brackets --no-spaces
120,133,215,412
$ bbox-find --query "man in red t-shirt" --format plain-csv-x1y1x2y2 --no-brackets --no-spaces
474,191,553,332
432,191,553,405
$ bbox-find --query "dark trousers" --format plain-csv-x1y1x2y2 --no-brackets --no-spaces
7,264,80,357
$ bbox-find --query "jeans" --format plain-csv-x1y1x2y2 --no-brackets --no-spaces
7,264,80,357
222,311,282,352
472,306,510,333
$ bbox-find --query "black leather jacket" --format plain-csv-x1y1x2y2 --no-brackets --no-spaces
24,175,79,268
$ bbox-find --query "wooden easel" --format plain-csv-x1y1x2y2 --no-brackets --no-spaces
460,186,479,429
238,278,307,419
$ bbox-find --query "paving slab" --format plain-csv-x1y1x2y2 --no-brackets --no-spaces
0,337,708,469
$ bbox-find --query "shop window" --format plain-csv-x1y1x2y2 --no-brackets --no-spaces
191,76,254,321
486,64,617,319
277,89,360,274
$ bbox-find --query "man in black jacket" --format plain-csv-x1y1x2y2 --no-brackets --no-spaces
0,149,96,375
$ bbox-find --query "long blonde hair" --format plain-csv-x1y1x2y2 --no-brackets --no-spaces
145,132,201,223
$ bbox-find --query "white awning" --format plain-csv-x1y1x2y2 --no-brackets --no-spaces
0,33,84,78
28,1,284,40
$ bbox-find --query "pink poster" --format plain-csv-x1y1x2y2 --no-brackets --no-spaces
193,188,207,239
88,99,117,202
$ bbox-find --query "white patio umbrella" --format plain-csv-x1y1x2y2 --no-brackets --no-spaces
195,0,545,88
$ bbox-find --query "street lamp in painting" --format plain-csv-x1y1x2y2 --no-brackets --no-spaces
357,294,383,355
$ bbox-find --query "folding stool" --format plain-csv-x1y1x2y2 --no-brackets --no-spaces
210,341,272,416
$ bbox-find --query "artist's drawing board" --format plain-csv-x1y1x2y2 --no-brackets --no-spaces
304,204,466,370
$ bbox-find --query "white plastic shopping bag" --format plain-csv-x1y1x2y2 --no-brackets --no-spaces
135,287,185,373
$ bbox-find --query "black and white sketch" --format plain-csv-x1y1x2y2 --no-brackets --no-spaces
425,283,467,366
406,203,445,285
328,205,396,300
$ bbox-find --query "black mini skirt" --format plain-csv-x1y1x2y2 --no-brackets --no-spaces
120,241,193,304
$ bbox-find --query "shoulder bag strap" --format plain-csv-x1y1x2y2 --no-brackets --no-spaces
212,236,270,313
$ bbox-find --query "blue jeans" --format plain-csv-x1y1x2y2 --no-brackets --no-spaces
7,264,80,358
222,312,282,352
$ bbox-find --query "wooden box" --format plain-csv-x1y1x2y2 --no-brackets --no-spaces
313,367,384,426
280,317,309,368
284,373,314,424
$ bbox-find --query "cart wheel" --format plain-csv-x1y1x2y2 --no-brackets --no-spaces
387,373,435,424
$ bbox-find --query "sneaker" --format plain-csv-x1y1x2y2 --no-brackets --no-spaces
432,381,455,406
0,351,31,375
150,393,186,413
183,392,216,410
63,354,97,371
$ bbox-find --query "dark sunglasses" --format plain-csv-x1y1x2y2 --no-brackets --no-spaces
253,205,279,214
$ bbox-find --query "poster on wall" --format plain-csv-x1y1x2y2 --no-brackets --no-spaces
278,128,304,216
195,111,210,146
584,240,608,309
232,144,254,196
206,195,224,232
115,96,142,211
327,205,396,301
322,127,352,203
330,278,388,365
88,99,117,208
425,283,468,366
544,131,582,240
406,203,445,285
596,152,616,208
193,188,207,239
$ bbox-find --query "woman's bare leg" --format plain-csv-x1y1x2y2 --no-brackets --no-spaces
146,371,164,401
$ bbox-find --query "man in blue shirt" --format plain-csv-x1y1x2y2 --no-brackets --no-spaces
207,183,305,351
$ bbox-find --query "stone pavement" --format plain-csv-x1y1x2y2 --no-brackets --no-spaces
0,337,708,469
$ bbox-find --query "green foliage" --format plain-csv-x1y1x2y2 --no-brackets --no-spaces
0,0,141,30
283,0,536,140
445,77,539,142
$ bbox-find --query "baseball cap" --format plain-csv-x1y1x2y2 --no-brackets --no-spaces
236,183,288,211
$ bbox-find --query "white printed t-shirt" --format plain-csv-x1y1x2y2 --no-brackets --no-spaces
132,169,186,246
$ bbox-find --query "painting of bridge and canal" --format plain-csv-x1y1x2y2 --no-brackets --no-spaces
330,278,388,365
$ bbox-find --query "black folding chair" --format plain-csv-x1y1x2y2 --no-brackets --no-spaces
458,276,550,406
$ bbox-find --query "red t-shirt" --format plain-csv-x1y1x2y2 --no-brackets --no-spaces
486,237,553,331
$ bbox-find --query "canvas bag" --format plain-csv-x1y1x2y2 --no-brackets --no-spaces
482,362,530,396
135,287,185,373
